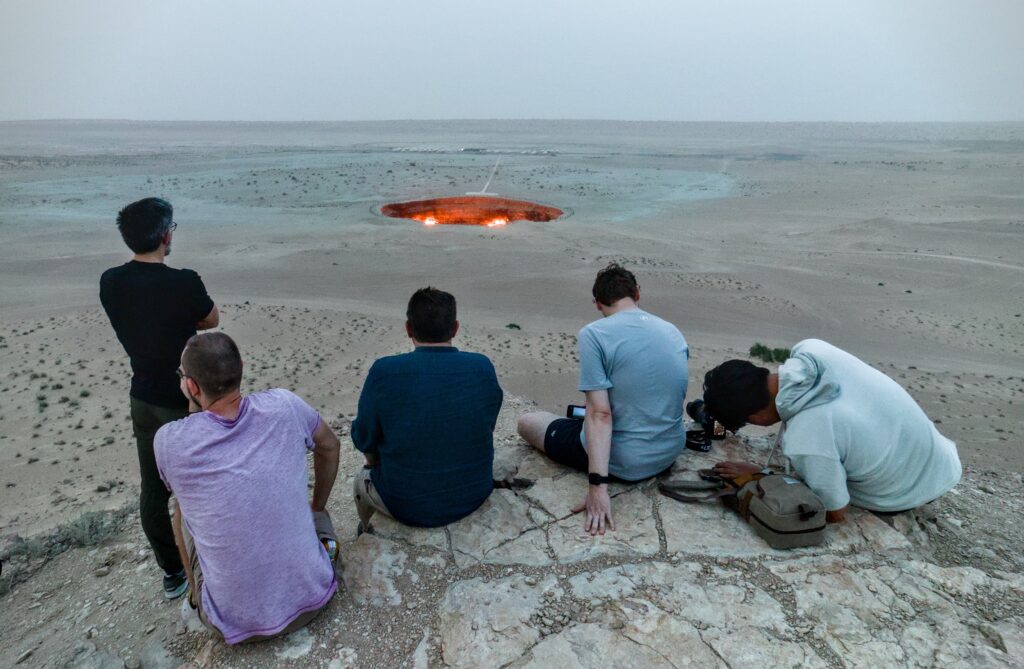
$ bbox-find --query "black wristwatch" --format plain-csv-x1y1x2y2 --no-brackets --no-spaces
589,473,611,486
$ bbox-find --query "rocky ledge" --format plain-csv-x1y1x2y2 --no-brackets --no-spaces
3,396,1022,668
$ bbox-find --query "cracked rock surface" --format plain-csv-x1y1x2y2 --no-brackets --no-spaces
3,396,1022,668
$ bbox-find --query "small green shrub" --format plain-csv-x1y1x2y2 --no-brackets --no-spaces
749,343,791,363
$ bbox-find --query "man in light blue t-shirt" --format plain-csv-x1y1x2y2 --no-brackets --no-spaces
517,264,689,536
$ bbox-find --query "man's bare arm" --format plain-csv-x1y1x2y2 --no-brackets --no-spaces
571,389,615,535
826,506,848,523
196,305,219,331
310,420,341,512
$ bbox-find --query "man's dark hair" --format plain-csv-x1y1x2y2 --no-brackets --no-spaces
701,360,771,431
181,332,243,398
406,287,457,343
116,197,174,253
592,263,639,307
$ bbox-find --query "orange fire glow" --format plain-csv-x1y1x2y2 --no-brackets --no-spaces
382,196,563,227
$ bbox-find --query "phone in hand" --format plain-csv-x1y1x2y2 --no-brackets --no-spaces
566,404,586,419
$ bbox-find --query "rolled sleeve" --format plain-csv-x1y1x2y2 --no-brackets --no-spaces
577,327,612,392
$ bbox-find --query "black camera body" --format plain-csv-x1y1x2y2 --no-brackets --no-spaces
685,399,725,451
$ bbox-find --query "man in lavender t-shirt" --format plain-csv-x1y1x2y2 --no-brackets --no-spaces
155,333,340,644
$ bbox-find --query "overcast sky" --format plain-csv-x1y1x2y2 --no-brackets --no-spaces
1,0,1022,122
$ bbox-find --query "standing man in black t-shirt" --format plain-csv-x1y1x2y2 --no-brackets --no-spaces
100,197,219,599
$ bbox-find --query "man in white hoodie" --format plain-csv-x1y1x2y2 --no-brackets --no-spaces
704,339,961,523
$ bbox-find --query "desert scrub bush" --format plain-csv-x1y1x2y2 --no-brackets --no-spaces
749,343,791,363
64,510,124,547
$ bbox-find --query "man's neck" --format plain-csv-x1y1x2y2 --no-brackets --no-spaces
132,248,166,264
203,391,243,420
600,297,640,317
412,340,453,348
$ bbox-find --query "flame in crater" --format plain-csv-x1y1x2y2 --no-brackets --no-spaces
382,196,563,227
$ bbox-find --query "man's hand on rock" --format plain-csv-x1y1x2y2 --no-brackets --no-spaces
712,461,762,479
572,485,615,536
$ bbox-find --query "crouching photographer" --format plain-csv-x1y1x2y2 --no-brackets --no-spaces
699,339,962,523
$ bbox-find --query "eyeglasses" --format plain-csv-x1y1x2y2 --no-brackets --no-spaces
176,367,187,379
168,221,178,232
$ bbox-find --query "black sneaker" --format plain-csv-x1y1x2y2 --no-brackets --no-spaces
163,569,188,600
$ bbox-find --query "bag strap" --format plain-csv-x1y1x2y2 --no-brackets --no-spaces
764,425,790,474
658,482,737,504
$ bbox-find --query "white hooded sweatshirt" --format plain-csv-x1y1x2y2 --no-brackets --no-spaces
778,339,962,512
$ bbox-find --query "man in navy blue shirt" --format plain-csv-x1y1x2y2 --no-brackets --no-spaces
351,288,503,530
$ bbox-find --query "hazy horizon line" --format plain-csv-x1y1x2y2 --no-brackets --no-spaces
3,117,1023,125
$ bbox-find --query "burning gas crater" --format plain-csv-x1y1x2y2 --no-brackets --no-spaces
381,196,563,228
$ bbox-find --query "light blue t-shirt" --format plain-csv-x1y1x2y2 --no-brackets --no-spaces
577,309,689,480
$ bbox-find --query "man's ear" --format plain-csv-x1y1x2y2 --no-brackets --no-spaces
450,320,460,339
404,321,414,339
186,377,201,399
162,230,172,246
633,286,641,302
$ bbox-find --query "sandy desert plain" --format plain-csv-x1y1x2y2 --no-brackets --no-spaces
0,120,1022,668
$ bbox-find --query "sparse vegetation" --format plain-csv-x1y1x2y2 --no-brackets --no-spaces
749,343,791,363
0,505,132,595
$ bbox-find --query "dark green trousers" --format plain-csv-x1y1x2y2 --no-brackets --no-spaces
130,396,187,575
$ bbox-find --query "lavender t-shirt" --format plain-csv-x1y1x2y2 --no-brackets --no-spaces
155,389,337,644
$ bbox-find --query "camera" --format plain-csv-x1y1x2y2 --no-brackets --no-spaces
566,404,585,419
685,399,725,452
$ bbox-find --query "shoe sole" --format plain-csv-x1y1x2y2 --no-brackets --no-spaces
165,580,189,600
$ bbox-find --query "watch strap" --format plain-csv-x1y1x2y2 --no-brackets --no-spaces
589,473,612,486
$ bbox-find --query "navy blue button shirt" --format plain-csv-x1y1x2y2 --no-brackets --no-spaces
351,346,503,527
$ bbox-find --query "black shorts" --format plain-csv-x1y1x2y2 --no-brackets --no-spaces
542,417,674,483
543,418,589,472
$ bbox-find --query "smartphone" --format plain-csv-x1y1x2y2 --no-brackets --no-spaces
566,404,585,419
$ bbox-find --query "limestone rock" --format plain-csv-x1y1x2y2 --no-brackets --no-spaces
341,535,408,606
448,489,551,567
326,646,358,669
68,642,125,669
701,627,828,668
274,627,314,660
510,621,697,669
659,495,773,557
369,514,448,554
548,488,659,563
138,632,184,669
439,574,561,668
768,559,1014,668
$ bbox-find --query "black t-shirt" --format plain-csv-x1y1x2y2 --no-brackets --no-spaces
100,261,215,409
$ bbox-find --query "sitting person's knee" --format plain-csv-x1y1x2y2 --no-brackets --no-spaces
516,413,534,438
